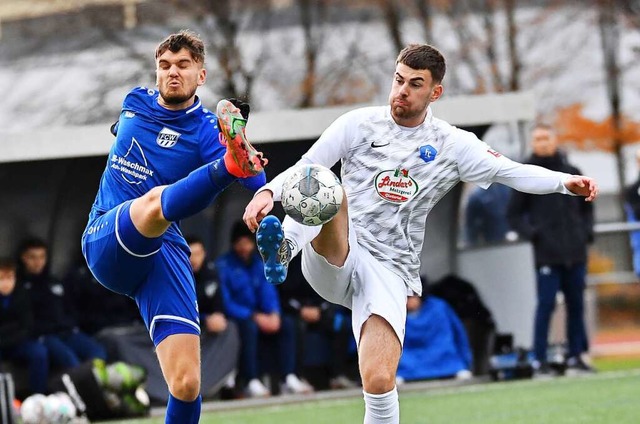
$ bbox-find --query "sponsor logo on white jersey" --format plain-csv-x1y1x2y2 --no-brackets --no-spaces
374,168,419,204
156,127,181,148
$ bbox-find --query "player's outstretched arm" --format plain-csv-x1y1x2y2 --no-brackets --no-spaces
564,175,599,202
244,190,275,232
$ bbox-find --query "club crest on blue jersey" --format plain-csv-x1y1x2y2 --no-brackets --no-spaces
419,144,437,163
157,127,181,148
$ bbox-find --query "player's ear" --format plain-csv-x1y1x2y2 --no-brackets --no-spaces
198,68,207,87
430,84,443,102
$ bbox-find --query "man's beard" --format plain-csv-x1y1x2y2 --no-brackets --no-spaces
160,86,197,105
392,103,420,120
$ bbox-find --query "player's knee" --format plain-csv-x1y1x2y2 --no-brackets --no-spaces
168,371,201,401
138,186,166,222
360,365,395,394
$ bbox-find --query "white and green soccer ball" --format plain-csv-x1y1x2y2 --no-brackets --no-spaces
20,393,47,424
282,164,343,226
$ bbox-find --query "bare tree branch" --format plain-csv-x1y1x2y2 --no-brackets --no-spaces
379,0,404,53
481,0,505,91
414,0,434,43
598,0,625,214
445,0,486,93
297,0,329,108
504,0,520,91
174,0,271,101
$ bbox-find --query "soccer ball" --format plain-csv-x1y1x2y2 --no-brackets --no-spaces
44,392,77,423
282,164,343,226
20,393,47,424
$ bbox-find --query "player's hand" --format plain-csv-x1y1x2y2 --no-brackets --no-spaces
564,175,598,201
205,313,227,333
227,98,250,120
244,190,274,232
253,312,281,333
300,306,321,323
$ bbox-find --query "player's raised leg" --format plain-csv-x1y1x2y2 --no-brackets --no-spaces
128,99,266,239
307,189,349,267
256,188,348,284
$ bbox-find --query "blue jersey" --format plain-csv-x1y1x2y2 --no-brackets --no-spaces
89,87,265,246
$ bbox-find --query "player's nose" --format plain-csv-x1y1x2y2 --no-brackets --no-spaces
168,64,180,75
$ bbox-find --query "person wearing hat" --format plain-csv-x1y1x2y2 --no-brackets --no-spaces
216,221,313,398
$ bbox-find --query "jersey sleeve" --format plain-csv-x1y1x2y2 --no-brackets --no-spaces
492,159,573,195
258,110,357,200
454,129,509,189
455,129,573,194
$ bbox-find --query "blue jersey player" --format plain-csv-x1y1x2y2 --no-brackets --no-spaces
82,31,266,423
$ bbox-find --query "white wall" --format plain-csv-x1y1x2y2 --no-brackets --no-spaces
457,242,537,348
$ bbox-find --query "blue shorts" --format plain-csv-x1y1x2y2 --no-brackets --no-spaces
81,201,200,345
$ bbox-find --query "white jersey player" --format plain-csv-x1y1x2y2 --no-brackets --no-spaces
244,44,598,424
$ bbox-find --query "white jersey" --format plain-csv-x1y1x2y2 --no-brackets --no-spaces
262,105,572,294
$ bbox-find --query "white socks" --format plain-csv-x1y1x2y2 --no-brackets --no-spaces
363,387,399,424
282,215,322,258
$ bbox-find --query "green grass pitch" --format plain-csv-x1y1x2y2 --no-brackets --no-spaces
102,369,640,424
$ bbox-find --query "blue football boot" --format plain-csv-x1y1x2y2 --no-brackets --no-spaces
256,215,291,285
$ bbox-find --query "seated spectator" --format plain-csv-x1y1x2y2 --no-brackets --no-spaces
397,278,473,383
186,236,228,336
65,258,141,336
82,237,240,405
278,255,358,390
217,221,312,397
429,274,496,375
17,237,107,372
464,183,512,247
187,236,240,400
0,257,49,396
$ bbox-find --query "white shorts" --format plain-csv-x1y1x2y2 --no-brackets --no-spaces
300,219,409,347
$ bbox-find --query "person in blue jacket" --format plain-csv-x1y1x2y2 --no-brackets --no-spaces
217,221,312,398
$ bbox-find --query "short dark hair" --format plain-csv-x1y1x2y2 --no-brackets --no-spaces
155,30,205,64
396,44,446,84
185,235,204,247
532,122,554,132
0,257,16,272
230,220,254,244
17,237,48,256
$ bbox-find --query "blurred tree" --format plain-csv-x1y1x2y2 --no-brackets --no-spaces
414,0,434,43
176,0,272,102
297,0,329,107
379,0,404,53
376,0,521,94
598,0,624,214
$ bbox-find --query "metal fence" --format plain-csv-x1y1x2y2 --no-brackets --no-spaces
589,221,640,286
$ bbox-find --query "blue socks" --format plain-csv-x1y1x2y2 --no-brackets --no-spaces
160,158,235,222
166,394,201,424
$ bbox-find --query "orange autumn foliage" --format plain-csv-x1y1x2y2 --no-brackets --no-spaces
553,104,640,151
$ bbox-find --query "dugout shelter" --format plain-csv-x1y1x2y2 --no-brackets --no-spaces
0,91,538,348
